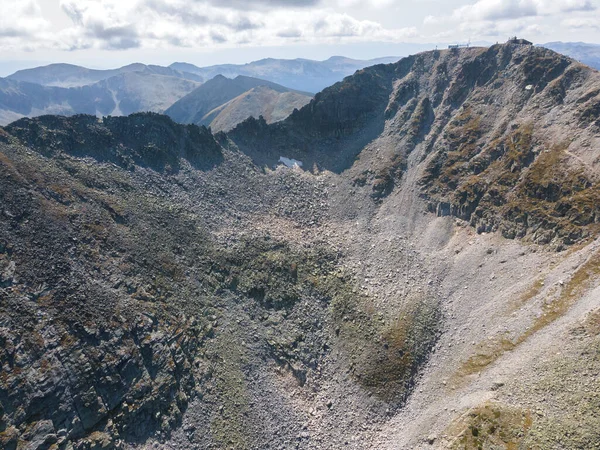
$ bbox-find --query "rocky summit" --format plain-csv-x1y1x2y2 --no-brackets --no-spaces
1,42,600,450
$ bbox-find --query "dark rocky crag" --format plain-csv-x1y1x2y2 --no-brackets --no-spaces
5,113,223,172
1,42,600,450
232,43,600,248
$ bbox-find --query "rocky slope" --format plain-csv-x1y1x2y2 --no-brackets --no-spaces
230,42,600,248
0,41,599,450
165,75,312,131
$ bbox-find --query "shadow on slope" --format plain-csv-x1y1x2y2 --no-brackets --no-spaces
4,113,223,172
226,63,398,174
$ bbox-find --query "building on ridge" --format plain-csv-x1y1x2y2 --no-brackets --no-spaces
508,37,533,45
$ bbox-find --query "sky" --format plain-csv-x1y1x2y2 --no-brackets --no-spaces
0,0,598,74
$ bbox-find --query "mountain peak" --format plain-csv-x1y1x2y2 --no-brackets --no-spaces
119,62,148,71
231,41,598,247
165,73,312,129
326,55,354,62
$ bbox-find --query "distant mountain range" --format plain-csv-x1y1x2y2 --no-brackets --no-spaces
165,75,312,132
8,63,202,87
169,55,400,93
0,55,400,127
541,42,600,70
206,86,310,133
6,56,399,94
0,73,200,126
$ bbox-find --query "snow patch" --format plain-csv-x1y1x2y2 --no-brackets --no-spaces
279,156,303,168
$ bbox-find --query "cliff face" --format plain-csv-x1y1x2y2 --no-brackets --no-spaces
1,42,600,450
408,45,599,249
0,116,220,449
230,43,600,248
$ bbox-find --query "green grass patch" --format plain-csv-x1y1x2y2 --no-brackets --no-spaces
448,402,533,450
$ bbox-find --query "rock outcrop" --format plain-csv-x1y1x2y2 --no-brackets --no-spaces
231,42,600,248
5,113,223,172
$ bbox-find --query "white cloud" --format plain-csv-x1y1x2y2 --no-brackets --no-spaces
1,0,598,54
457,16,546,37
313,13,384,38
454,0,537,21
562,16,600,30
558,0,596,13
423,0,595,42
49,0,419,51
0,0,52,50
60,0,142,49
423,15,443,26
452,0,594,22
203,0,320,9
335,0,397,8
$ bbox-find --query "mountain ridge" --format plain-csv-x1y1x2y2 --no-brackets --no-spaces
168,55,399,93
540,41,600,70
228,43,599,247
8,62,203,88
165,75,312,131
